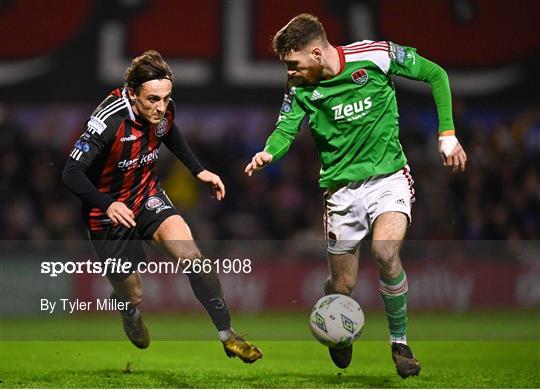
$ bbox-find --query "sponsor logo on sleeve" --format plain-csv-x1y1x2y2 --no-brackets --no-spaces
397,47,406,64
283,91,293,105
351,69,369,86
278,86,298,118
69,140,90,161
75,140,90,152
388,42,406,64
406,51,416,65
87,116,107,135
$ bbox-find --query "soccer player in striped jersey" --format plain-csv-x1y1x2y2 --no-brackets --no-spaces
63,50,262,363
245,14,467,377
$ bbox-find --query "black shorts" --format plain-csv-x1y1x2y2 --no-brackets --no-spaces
88,192,179,280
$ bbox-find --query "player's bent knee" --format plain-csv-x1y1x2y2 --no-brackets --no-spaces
372,244,400,265
373,251,402,278
153,215,193,242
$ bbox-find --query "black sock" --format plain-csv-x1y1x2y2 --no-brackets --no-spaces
187,270,231,331
111,292,139,320
121,304,139,318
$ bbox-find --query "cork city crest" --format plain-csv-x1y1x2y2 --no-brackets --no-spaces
351,69,368,86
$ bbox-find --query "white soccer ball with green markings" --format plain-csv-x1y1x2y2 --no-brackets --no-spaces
309,294,364,348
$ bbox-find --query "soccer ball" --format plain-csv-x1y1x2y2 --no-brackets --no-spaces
309,294,364,348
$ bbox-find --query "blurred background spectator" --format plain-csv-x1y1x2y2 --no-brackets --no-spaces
0,103,538,241
0,0,538,241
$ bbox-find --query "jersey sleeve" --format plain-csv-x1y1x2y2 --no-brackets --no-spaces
162,99,205,176
387,42,454,132
63,100,123,211
163,122,205,176
62,161,116,212
264,84,307,161
63,122,117,212
68,107,120,168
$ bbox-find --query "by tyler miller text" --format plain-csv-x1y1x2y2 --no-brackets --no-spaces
41,298,129,314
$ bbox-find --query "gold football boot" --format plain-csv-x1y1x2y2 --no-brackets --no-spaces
222,335,263,363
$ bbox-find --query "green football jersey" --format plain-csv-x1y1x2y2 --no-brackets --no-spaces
264,40,454,188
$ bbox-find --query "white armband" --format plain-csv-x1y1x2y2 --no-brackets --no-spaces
438,135,458,157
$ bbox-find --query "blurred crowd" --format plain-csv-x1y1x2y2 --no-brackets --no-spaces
0,102,538,241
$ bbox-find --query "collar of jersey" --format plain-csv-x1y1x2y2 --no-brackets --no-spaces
128,113,152,130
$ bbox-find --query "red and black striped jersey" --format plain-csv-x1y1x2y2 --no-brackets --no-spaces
64,87,203,231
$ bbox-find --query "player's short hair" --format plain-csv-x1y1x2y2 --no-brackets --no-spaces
124,50,174,93
272,14,328,59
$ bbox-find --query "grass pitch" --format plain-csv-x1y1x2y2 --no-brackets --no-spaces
1,311,539,388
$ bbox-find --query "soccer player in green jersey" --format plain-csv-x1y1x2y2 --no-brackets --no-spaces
245,14,467,378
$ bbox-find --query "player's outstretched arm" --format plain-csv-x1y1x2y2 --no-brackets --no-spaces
438,130,467,172
399,53,467,173
196,170,225,200
244,151,273,176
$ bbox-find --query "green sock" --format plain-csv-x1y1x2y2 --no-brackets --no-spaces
379,270,408,339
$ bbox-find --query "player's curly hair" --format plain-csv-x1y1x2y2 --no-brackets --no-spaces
124,50,174,92
272,14,328,58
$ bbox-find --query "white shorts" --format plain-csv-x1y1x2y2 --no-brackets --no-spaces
324,165,415,254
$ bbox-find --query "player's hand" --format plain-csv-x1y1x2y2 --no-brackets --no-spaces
197,170,225,200
106,201,136,228
245,151,273,176
438,131,467,172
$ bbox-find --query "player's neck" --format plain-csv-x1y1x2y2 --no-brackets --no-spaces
130,105,150,125
131,104,139,118
322,46,341,79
